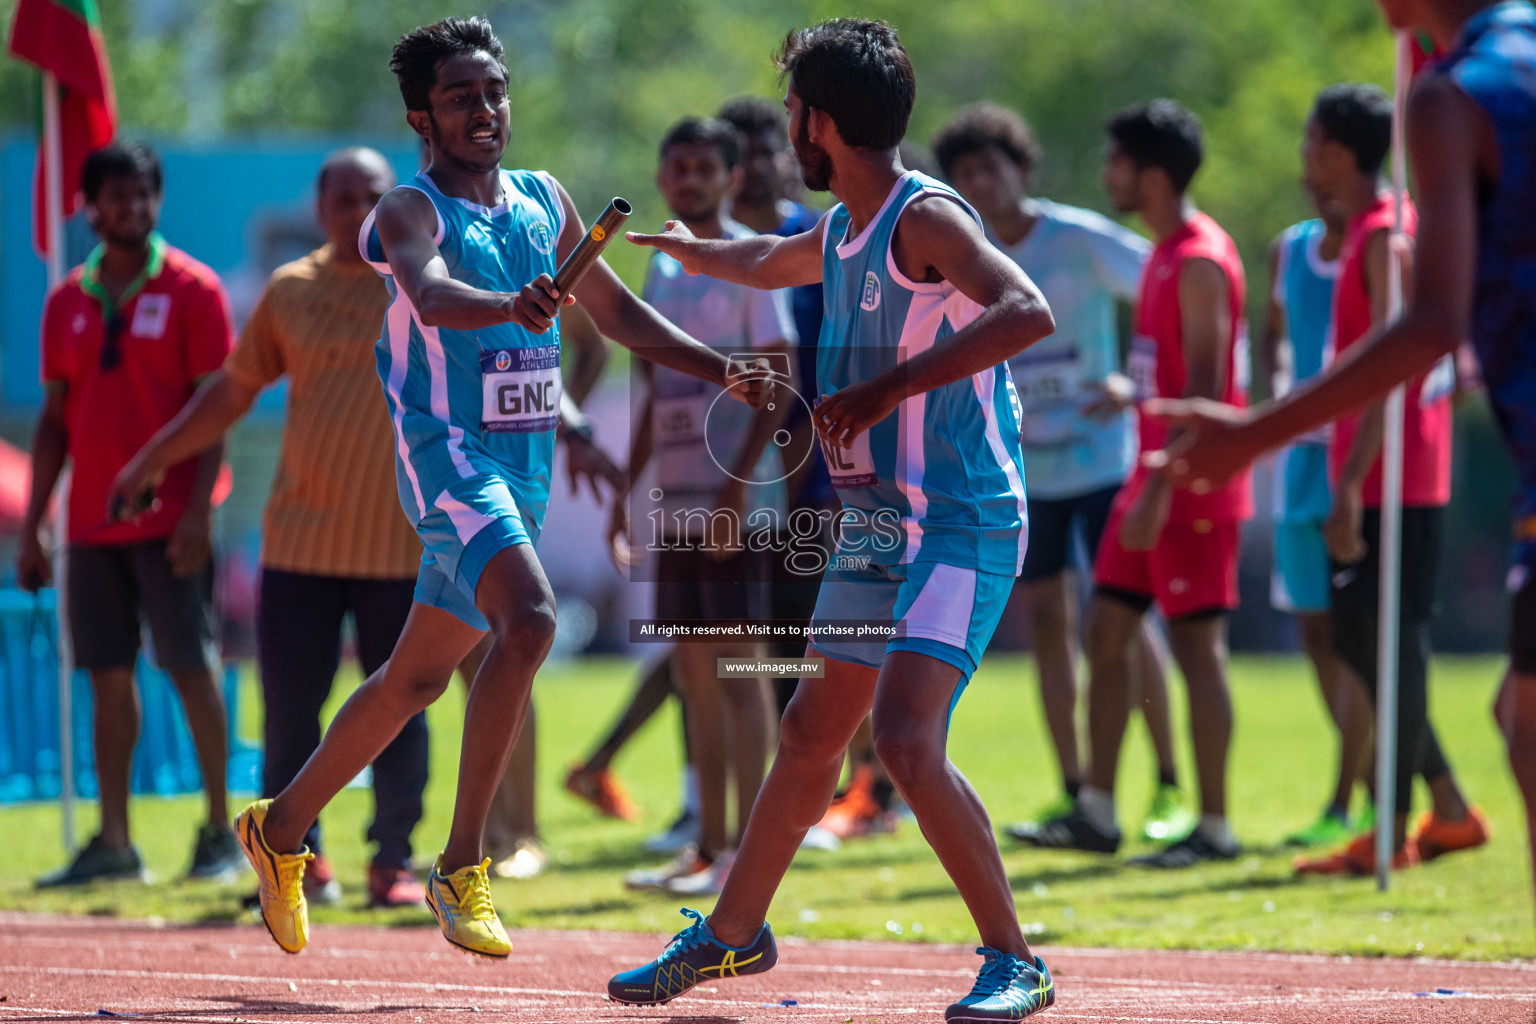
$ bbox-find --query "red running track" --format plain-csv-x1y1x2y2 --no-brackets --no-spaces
0,912,1532,1023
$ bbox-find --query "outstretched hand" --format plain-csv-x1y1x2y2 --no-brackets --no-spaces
1140,397,1256,494
627,221,706,276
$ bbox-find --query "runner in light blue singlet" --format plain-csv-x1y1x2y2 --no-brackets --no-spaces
810,171,1027,680
360,167,567,629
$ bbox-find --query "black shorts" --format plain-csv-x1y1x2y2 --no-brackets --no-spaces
1018,483,1119,584
1512,567,1536,675
656,545,772,625
769,511,833,629
1329,506,1443,620
67,540,218,673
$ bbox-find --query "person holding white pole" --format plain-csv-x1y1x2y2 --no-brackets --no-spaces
1269,84,1486,876
1149,0,1536,882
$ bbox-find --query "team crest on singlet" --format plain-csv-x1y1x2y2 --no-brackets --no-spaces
527,217,555,255
860,272,881,311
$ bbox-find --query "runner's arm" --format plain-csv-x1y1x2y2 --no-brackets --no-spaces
561,302,610,406
817,196,1053,446
374,188,522,330
537,180,743,392
626,217,826,289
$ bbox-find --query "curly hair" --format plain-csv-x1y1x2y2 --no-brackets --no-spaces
932,103,1042,180
775,19,915,150
389,17,507,112
1105,99,1204,193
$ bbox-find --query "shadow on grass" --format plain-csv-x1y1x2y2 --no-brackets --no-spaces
1136,874,1308,901
876,862,1121,903
554,847,685,872
520,897,636,919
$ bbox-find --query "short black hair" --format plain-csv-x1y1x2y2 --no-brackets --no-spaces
82,142,162,202
1105,99,1204,193
776,19,915,150
659,117,745,169
389,17,507,112
1312,83,1393,177
717,96,787,146
932,102,1043,180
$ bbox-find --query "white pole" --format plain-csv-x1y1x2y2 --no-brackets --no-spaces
1375,32,1412,891
42,72,75,856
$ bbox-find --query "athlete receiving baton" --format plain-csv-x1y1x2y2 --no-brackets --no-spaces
189,17,775,961
612,19,1059,1021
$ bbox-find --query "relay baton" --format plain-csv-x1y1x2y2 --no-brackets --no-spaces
551,197,632,303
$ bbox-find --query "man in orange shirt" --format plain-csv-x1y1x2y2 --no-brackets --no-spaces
22,142,239,887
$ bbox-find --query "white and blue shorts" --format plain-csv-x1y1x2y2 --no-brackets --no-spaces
807,558,1014,683
412,475,539,632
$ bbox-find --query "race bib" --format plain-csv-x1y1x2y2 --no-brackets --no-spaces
1419,353,1455,407
1127,335,1158,400
1014,348,1084,447
481,346,561,433
1013,348,1081,409
654,392,708,447
1020,408,1083,448
815,396,878,487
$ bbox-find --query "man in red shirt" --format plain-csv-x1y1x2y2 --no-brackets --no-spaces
1292,83,1486,875
18,142,240,886
1015,100,1251,867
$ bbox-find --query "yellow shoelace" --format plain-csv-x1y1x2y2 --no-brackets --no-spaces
456,859,497,922
276,853,312,912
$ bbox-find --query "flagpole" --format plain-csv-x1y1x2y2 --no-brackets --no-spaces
42,71,75,856
1375,31,1412,892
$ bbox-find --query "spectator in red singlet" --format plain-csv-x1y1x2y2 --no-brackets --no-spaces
1291,83,1486,876
1015,100,1251,868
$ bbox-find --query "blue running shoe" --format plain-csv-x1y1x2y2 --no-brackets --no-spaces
945,948,1055,1021
608,907,777,1005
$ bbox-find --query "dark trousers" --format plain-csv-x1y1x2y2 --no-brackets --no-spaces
257,569,426,868
1331,507,1452,816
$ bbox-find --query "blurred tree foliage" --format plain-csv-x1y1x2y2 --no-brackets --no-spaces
0,0,1394,296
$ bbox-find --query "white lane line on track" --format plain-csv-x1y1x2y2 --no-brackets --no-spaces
0,1008,1298,1024
13,959,1531,1010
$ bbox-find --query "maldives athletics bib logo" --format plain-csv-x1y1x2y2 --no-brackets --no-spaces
860,272,881,311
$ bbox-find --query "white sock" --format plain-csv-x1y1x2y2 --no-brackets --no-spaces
1077,787,1117,834
1199,813,1235,849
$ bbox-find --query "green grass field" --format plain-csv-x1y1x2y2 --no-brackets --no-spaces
3,654,1530,960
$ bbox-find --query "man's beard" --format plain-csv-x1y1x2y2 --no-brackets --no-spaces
794,116,833,193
